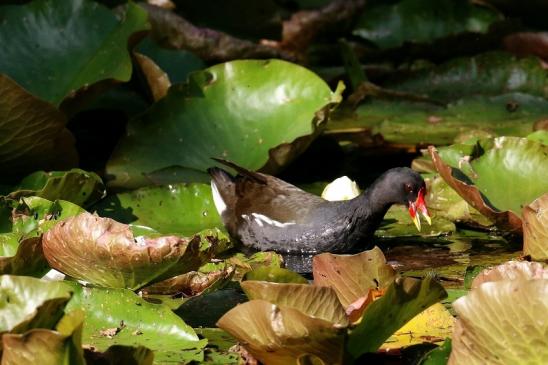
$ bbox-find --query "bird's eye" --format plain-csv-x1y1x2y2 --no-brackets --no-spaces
404,183,413,193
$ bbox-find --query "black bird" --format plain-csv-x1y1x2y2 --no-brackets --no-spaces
208,160,431,254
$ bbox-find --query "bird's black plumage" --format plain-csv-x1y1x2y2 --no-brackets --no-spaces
208,161,427,254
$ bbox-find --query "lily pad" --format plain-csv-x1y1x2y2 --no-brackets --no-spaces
353,0,499,49
449,277,548,364
199,251,284,280
106,59,343,188
523,194,548,261
84,345,154,365
387,52,548,101
347,276,447,358
217,299,346,365
4,169,105,208
241,281,348,326
1,310,85,365
377,205,456,238
471,260,547,288
328,93,548,146
142,266,234,296
243,266,308,284
64,283,207,364
92,183,223,236
0,0,149,105
42,212,218,289
0,74,77,183
429,136,548,232
0,275,73,334
312,246,396,308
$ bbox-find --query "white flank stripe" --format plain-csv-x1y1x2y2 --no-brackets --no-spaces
211,181,227,215
251,213,296,228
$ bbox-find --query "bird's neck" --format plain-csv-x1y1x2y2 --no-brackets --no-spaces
342,180,395,224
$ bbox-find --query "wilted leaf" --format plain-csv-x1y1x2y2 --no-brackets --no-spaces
42,212,217,289
0,0,149,105
241,281,348,326
106,59,342,188
133,52,171,101
1,310,85,365
523,194,548,261
381,303,454,350
347,276,447,358
142,266,234,296
0,74,77,183
449,278,548,365
217,299,346,365
64,283,206,363
92,183,223,236
353,0,499,49
313,246,396,308
243,266,308,284
0,275,72,334
504,32,548,61
429,137,548,232
5,169,105,208
471,260,547,288
321,176,360,201
0,237,49,277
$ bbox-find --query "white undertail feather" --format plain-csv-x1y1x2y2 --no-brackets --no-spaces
249,213,296,228
211,181,227,215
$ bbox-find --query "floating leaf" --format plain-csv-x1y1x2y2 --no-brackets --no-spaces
347,276,447,358
1,310,85,365
241,281,348,326
92,183,222,236
419,338,452,365
107,59,343,188
353,0,499,49
0,275,72,334
5,169,105,208
313,246,396,308
523,194,548,261
217,299,346,365
471,260,547,288
142,266,234,296
65,283,206,364
0,0,149,105
429,137,548,232
377,205,456,238
43,212,217,289
243,266,308,284
0,74,77,183
449,278,548,364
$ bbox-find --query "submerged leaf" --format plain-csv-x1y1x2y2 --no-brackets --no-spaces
523,194,548,261
106,59,342,188
217,299,345,365
42,212,217,289
449,278,548,365
347,276,447,358
0,0,149,105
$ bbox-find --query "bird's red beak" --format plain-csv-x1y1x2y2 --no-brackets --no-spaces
408,187,431,231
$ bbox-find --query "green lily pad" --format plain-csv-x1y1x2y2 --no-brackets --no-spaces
347,276,447,358
1,310,86,365
450,276,548,364
64,283,207,364
312,246,396,308
106,59,343,188
84,345,154,365
419,338,452,365
92,183,223,236
429,136,548,232
199,251,284,279
387,52,548,101
523,194,548,261
243,266,308,284
377,205,456,238
0,0,149,105
328,93,548,146
353,0,499,49
42,212,218,289
0,74,77,183
217,299,346,365
4,169,105,208
0,275,73,334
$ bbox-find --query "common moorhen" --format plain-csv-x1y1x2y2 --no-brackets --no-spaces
208,160,431,254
